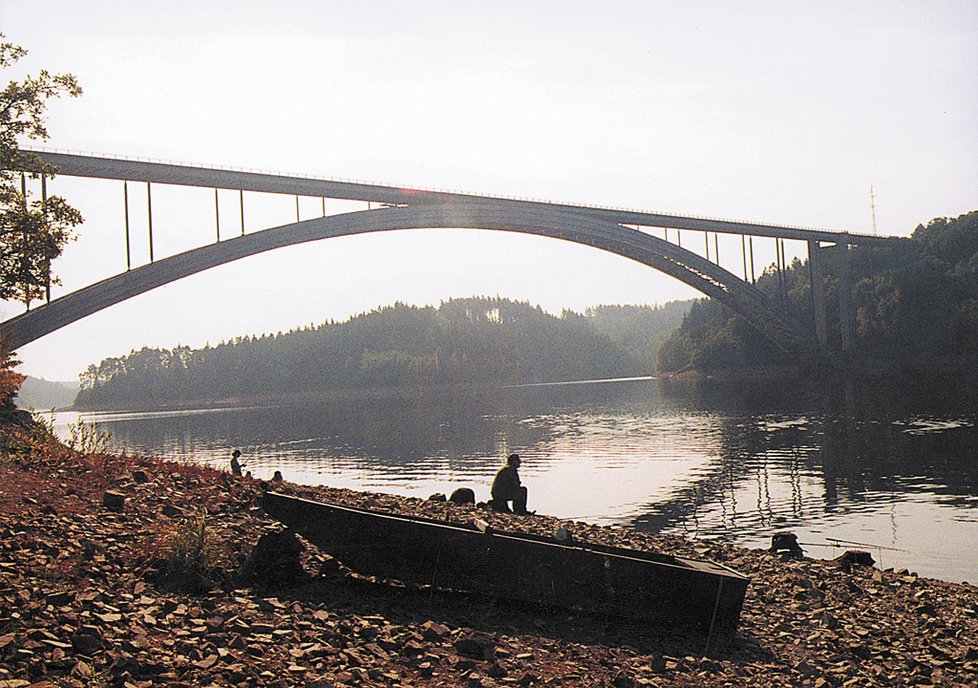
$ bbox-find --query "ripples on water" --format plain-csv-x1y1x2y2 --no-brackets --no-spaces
52,375,978,583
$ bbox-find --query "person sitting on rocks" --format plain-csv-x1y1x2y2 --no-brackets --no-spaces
230,449,245,477
490,453,528,514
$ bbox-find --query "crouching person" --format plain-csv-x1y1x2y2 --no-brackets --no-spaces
489,453,528,514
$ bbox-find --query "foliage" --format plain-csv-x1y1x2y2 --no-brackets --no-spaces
657,211,978,372
0,339,25,414
0,35,83,307
583,301,693,370
74,297,691,409
161,514,215,575
66,419,111,455
155,513,218,593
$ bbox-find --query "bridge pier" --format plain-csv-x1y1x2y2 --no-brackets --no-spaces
836,239,853,353
808,240,829,348
776,238,786,306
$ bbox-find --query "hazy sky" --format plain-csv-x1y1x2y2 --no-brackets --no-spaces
2,1,976,381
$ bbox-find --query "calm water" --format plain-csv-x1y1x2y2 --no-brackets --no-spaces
51,376,978,584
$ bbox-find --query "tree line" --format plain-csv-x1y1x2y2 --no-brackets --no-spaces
75,298,693,409
657,210,978,373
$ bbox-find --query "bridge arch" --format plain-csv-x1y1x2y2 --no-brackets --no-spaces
0,201,822,359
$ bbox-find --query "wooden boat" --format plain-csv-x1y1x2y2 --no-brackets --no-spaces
261,491,750,633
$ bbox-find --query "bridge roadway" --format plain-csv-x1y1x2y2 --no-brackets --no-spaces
30,150,898,247
2,151,907,359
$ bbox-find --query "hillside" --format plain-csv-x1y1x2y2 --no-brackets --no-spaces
16,376,79,410
74,297,693,410
657,211,978,374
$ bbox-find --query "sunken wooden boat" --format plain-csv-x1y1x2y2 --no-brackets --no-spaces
261,491,750,632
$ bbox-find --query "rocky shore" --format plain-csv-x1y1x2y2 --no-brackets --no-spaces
1,420,976,687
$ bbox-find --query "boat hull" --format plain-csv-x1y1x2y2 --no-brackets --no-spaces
261,492,749,632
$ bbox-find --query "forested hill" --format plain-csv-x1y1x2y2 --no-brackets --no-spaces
74,298,693,410
657,210,978,373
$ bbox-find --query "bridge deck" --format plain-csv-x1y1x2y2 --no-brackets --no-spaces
25,149,904,247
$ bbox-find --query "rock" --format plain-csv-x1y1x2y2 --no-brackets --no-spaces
420,621,451,642
487,662,508,678
70,630,104,655
427,493,447,502
195,654,219,669
45,590,74,606
237,530,305,585
473,519,493,535
770,531,804,559
835,550,875,571
132,470,150,484
156,566,215,595
162,504,183,518
449,488,476,505
612,671,636,688
454,632,496,661
101,490,126,512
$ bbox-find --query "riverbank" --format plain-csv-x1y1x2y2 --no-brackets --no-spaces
1,420,976,687
658,354,978,388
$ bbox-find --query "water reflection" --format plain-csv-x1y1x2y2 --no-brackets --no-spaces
635,377,978,582
56,374,978,583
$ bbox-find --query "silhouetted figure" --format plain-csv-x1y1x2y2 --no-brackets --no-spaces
271,470,283,483
449,487,476,505
490,453,528,514
230,449,244,477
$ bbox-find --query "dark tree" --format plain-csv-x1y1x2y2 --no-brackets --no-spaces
0,35,83,307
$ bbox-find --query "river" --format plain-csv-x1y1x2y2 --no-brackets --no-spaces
50,375,978,584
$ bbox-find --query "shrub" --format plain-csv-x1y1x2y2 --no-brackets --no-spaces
156,513,217,593
67,420,110,455
0,340,25,416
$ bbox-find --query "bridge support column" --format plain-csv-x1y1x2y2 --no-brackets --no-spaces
42,175,50,303
146,181,154,263
749,236,755,284
836,240,853,353
776,238,785,306
741,235,748,281
123,181,132,270
808,240,829,347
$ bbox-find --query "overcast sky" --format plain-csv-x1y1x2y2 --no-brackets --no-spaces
2,1,976,381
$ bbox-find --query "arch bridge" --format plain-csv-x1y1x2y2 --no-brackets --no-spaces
2,151,906,362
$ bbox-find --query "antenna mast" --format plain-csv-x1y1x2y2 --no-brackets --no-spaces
869,184,878,235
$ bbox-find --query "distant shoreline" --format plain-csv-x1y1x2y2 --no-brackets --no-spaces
70,374,662,414
659,354,978,386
